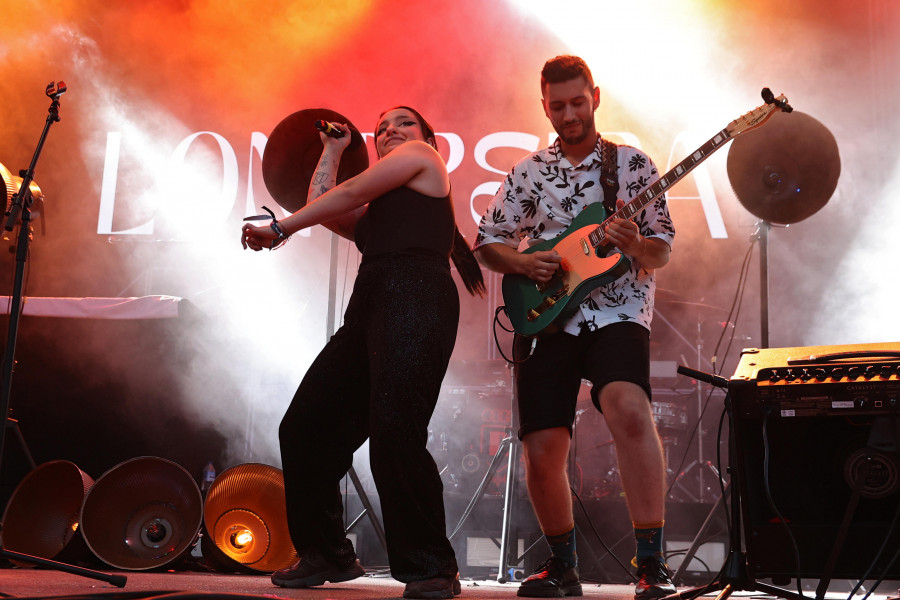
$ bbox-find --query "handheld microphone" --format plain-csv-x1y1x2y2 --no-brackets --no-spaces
314,119,345,138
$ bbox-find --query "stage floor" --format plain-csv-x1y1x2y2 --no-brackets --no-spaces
0,568,625,599
0,568,897,600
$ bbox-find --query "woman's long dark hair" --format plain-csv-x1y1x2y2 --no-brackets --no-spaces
377,106,485,297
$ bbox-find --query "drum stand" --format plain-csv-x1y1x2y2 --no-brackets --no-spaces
448,361,533,583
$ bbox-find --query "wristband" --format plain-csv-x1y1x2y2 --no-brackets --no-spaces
268,219,290,250
270,220,287,239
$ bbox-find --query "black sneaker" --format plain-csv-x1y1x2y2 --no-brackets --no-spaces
634,555,676,600
271,552,365,588
517,556,582,597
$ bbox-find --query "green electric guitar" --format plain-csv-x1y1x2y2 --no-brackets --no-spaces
502,90,792,337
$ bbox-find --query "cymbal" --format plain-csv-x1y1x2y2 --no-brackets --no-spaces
727,110,840,224
261,108,369,213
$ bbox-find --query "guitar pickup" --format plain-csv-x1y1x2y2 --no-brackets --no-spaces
580,238,590,255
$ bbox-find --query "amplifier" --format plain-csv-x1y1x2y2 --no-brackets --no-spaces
730,341,900,418
729,342,900,581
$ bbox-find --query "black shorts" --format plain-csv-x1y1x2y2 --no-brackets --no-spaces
513,322,652,439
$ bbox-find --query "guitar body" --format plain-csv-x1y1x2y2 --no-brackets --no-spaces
501,203,631,337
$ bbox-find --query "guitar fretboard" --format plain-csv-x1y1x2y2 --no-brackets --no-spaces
588,128,732,249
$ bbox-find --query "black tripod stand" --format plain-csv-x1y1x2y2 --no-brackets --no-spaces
448,361,533,583
665,366,804,600
0,82,126,588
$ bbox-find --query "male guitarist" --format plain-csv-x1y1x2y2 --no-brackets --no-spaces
473,55,676,599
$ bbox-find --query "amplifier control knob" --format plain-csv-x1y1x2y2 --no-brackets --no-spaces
848,367,863,380
831,367,846,380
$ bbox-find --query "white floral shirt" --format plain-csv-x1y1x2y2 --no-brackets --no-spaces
475,135,675,335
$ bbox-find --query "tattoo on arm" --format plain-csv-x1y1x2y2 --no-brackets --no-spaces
320,157,329,168
313,172,328,185
319,185,330,195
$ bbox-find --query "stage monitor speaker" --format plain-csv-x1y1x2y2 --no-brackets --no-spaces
1,460,93,565
730,342,900,581
80,456,203,570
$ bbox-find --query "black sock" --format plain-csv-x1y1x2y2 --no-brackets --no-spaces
545,525,577,569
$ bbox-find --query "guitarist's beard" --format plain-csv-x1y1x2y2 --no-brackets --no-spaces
554,117,595,145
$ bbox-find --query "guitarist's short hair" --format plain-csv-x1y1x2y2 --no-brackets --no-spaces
541,55,595,93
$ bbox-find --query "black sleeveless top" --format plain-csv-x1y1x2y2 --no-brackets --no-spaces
354,187,455,259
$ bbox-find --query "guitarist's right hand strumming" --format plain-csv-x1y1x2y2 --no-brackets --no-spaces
521,250,562,284
474,243,562,284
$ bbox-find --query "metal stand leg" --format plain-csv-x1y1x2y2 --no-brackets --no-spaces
670,459,723,503
496,417,521,583
344,466,388,553
671,482,728,584
5,417,36,470
448,361,533,582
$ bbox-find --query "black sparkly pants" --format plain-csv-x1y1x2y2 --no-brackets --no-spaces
279,253,460,582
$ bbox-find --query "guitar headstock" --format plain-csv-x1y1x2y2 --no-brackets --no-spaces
725,88,792,138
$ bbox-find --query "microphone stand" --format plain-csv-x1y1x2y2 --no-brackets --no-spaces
0,82,126,588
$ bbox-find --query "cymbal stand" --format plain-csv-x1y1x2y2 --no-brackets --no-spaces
0,82,126,588
448,361,530,583
654,309,721,503
755,220,771,349
663,366,804,600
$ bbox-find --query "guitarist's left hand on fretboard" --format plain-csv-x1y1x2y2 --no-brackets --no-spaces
602,205,644,258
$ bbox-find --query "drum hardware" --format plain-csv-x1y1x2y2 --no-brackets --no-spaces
446,361,539,583
654,303,726,503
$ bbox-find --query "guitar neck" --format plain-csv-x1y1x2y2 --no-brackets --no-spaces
591,127,733,246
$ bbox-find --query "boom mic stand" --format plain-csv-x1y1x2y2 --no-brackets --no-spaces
0,82,126,588
663,365,803,600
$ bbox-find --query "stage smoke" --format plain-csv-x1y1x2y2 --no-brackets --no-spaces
202,463,297,573
80,457,202,570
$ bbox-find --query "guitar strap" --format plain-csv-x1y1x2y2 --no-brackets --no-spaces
599,137,619,215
